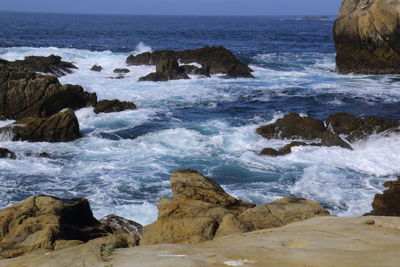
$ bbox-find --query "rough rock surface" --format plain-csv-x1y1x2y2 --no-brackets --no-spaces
334,0,400,74
0,55,77,77
94,99,137,114
365,177,400,216
139,56,189,82
0,109,81,142
0,147,16,159
100,215,143,237
140,169,328,245
128,46,253,79
0,69,97,120
0,196,107,258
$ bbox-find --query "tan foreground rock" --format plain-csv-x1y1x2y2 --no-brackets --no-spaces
2,216,400,267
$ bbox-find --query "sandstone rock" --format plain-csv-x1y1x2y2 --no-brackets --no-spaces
334,0,400,74
113,68,130,74
0,196,108,258
365,177,400,216
0,69,97,120
90,65,103,72
0,55,77,77
0,109,81,142
94,100,136,114
0,148,16,159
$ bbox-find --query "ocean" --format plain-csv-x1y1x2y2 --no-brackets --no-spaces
0,12,399,225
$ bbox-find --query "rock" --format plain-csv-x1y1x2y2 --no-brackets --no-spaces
100,214,143,237
0,148,16,159
0,69,97,120
334,0,400,74
139,56,189,82
90,65,103,72
0,55,77,77
94,99,136,114
0,109,81,142
260,141,321,157
128,46,253,78
0,195,108,258
259,147,280,157
320,131,353,150
365,177,400,216
113,68,130,74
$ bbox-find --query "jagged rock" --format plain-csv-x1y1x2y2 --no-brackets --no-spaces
0,109,81,142
128,46,253,78
0,69,97,120
0,148,16,159
334,0,400,74
90,65,103,72
139,56,189,82
0,196,108,258
0,55,77,77
140,169,328,245
100,215,143,237
321,131,353,150
181,65,210,77
113,68,130,74
365,177,400,216
259,141,322,157
94,99,136,114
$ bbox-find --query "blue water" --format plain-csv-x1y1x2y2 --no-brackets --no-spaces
1,12,400,224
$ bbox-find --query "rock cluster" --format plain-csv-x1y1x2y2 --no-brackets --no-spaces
140,169,329,245
365,177,400,216
334,0,400,74
127,46,254,81
257,112,399,156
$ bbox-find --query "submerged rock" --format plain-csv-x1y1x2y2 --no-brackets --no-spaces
0,196,108,258
94,99,136,114
0,147,16,159
0,69,97,120
140,169,328,245
0,109,81,142
365,177,400,216
0,54,77,77
334,0,400,74
90,65,103,72
113,68,130,74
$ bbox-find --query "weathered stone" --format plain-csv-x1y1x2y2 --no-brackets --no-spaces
100,214,143,237
365,177,400,216
94,100,136,114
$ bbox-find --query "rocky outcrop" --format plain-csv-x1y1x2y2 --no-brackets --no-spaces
128,46,253,79
113,68,130,74
0,196,108,258
0,69,97,120
365,177,400,216
0,55,77,77
90,65,103,72
0,148,16,159
140,169,328,245
94,100,137,114
100,215,143,246
257,112,398,156
334,0,400,74
0,109,81,142
139,56,189,82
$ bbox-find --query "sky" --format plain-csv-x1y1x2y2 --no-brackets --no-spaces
0,0,343,16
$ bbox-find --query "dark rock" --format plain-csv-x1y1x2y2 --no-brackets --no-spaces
0,55,77,77
0,109,81,142
260,141,321,157
321,131,353,150
364,177,400,216
181,65,211,77
0,147,16,159
94,99,136,114
334,0,400,74
126,52,153,66
259,147,280,157
113,68,130,74
100,214,143,237
0,69,97,120
139,56,189,82
90,65,103,72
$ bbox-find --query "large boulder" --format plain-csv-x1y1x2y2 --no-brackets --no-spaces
365,177,400,216
140,169,328,245
94,99,136,114
128,46,253,78
0,69,97,120
0,196,108,258
0,109,81,142
0,55,77,77
334,0,400,74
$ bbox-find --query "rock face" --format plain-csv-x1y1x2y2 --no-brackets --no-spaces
0,69,97,120
0,109,81,142
0,196,108,258
334,0,400,74
140,169,329,245
94,100,137,114
0,148,16,159
365,177,400,216
128,46,253,79
257,112,398,156
0,55,77,77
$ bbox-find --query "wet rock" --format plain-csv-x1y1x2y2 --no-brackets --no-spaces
321,131,353,150
0,196,108,258
113,68,130,74
181,65,211,77
0,69,97,120
0,147,16,159
90,65,103,72
139,56,189,82
0,55,77,77
94,99,136,114
334,0,400,74
0,109,81,142
365,177,400,216
260,141,322,157
126,52,153,65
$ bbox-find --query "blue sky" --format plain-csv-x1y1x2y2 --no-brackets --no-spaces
1,0,343,16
